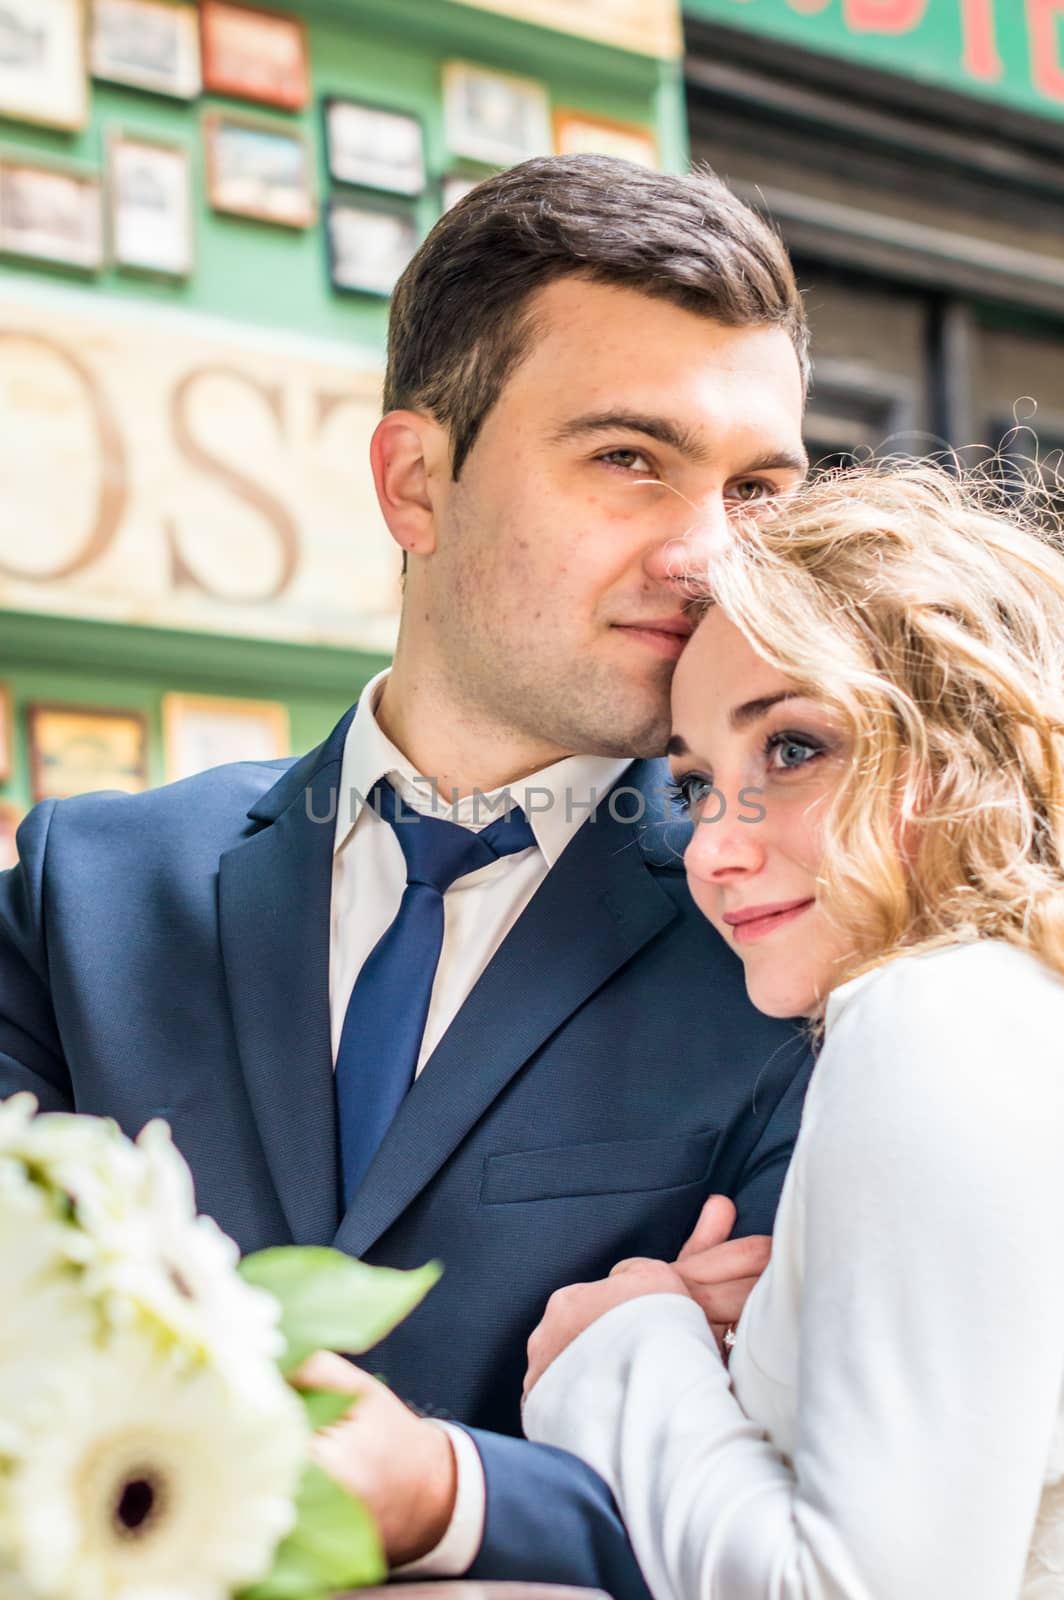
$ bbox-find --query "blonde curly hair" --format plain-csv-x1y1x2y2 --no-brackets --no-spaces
703,461,1064,996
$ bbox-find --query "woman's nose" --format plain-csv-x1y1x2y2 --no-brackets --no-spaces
684,796,767,884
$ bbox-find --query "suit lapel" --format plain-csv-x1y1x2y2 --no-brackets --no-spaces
332,763,681,1260
217,713,353,1246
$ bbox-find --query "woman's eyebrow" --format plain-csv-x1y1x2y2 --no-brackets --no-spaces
667,691,805,757
731,691,803,729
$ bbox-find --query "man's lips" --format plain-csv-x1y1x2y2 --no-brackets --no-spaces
613,618,694,659
722,898,815,944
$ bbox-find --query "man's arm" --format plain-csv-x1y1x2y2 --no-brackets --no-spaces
0,802,71,1110
465,1427,653,1599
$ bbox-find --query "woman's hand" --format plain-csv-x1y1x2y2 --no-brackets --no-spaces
525,1257,690,1397
524,1196,773,1397
672,1195,771,1356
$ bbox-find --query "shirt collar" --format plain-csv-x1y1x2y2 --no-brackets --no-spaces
333,669,632,869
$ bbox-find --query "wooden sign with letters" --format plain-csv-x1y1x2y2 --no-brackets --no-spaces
0,293,400,652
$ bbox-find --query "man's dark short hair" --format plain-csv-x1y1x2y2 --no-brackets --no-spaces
383,153,809,479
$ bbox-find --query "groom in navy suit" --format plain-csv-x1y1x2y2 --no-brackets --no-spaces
0,156,812,1595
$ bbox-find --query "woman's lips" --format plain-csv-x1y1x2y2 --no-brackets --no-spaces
728,900,814,944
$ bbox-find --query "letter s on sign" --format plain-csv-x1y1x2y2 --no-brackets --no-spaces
165,365,301,604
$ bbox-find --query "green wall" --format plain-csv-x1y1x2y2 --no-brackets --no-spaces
0,0,685,344
685,0,1064,127
0,0,685,814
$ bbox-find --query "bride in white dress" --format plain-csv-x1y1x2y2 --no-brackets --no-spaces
522,463,1064,1599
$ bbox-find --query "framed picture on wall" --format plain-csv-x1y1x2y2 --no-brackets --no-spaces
27,704,150,801
441,61,551,167
0,802,22,872
200,0,309,112
162,693,289,782
0,0,88,131
323,99,426,196
553,109,658,169
90,0,202,101
0,684,12,784
0,159,104,271
203,110,315,228
108,130,193,276
325,199,418,297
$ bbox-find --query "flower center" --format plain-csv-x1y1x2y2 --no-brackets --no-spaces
166,1263,195,1300
113,1471,165,1538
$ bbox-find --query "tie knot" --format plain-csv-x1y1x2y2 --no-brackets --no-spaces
372,779,536,894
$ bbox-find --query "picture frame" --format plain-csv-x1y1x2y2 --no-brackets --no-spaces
0,0,88,131
200,0,309,112
162,693,289,783
90,0,201,101
0,157,104,271
0,802,22,873
325,198,418,298
441,60,551,168
108,129,193,276
27,704,149,802
0,684,12,784
323,98,426,197
203,110,315,228
552,109,658,169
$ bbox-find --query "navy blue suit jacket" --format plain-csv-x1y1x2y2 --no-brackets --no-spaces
0,709,812,1598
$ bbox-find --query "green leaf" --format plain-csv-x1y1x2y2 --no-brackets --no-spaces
239,1462,385,1600
301,1388,357,1431
239,1247,442,1373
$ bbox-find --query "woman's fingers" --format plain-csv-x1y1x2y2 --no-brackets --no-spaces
679,1272,764,1325
676,1194,737,1261
678,1233,772,1284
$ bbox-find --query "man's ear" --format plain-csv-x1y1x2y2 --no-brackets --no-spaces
369,410,447,557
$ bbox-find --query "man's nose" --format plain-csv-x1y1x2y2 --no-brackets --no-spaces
684,799,766,885
644,496,733,588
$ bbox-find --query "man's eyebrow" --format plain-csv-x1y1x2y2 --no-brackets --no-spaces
739,447,809,478
667,690,806,758
548,413,809,478
548,412,708,461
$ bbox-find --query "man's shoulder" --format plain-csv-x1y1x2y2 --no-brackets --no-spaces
50,755,298,837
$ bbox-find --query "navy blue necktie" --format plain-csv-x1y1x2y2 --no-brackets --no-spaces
335,778,536,1207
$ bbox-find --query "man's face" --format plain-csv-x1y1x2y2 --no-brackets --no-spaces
423,277,807,760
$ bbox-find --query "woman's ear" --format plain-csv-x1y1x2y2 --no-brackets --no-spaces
369,410,445,557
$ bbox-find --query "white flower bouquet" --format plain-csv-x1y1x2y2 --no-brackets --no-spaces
0,1094,440,1600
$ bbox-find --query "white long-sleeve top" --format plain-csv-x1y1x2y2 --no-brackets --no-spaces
524,940,1064,1599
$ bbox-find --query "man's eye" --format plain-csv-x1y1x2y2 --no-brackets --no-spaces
598,448,654,475
726,479,775,504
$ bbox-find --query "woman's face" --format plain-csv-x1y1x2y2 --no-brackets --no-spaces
669,608,856,1018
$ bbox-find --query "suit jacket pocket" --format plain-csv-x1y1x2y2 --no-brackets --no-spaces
480,1128,719,1205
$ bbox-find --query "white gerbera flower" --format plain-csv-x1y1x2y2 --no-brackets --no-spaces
79,1123,285,1391
2,1333,307,1600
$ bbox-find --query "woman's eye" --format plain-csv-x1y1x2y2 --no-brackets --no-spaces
668,772,714,814
598,448,654,475
765,731,824,771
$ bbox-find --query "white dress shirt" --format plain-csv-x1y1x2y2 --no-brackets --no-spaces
524,940,1064,1598
330,668,631,1574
